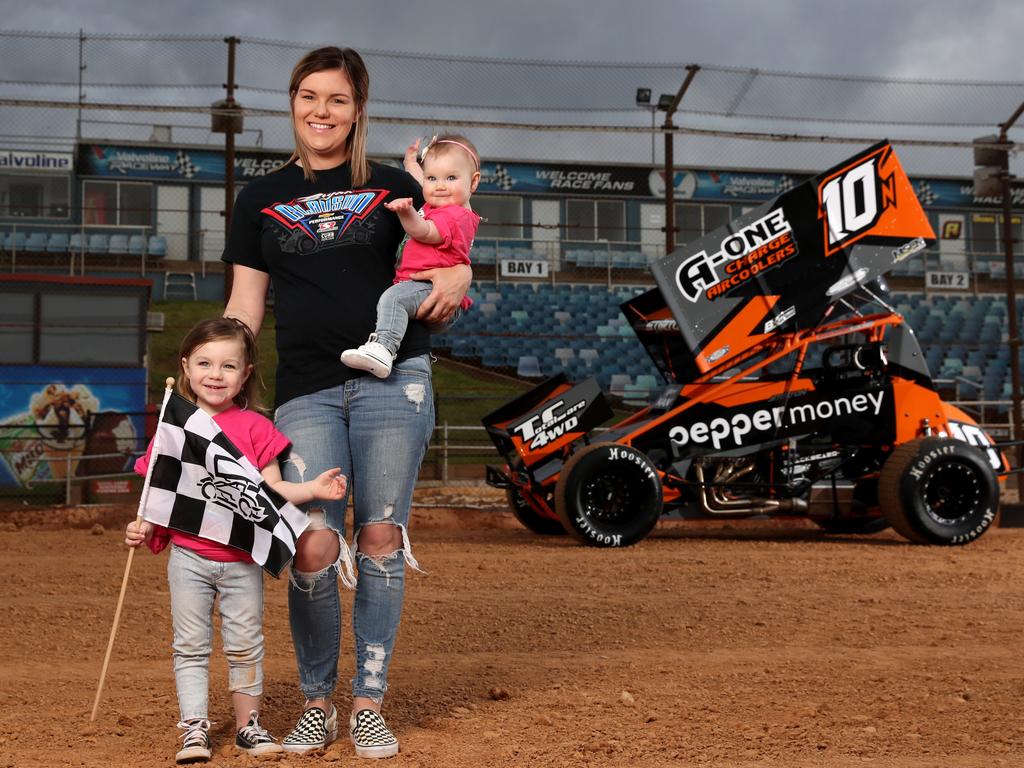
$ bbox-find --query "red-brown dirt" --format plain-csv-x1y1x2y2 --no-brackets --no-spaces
2,488,1023,768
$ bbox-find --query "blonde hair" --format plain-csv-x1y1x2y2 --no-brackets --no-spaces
287,46,371,186
177,318,262,411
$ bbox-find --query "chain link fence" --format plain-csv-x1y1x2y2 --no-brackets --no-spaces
1,31,1023,499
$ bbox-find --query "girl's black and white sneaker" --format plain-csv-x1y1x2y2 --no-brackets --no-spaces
175,718,212,764
281,705,338,753
235,710,283,755
350,709,399,759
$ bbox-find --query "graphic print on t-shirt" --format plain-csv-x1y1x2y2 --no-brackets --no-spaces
261,189,389,255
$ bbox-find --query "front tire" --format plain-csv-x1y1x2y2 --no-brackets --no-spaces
507,487,566,536
879,437,998,545
555,443,662,547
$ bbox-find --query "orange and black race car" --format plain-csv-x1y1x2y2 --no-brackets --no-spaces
483,142,1008,547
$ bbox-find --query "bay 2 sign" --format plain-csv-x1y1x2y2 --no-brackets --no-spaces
500,259,550,278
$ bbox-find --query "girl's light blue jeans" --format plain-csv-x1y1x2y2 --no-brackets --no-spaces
274,353,434,703
374,280,462,356
167,544,265,722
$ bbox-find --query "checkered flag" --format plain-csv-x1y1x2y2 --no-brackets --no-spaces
174,150,199,179
777,175,795,193
490,164,515,191
141,391,308,576
915,181,937,206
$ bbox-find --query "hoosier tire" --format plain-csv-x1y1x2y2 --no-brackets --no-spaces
878,436,999,545
506,487,566,536
555,443,663,547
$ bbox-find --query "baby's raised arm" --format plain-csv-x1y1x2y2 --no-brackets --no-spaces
404,139,424,184
384,198,443,245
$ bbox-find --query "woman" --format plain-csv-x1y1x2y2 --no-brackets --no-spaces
223,46,471,759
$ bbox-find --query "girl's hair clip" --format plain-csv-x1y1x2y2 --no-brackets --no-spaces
417,133,438,164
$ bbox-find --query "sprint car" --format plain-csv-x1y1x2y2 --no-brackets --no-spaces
483,142,1007,547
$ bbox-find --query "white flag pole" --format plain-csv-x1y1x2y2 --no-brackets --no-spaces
91,377,175,722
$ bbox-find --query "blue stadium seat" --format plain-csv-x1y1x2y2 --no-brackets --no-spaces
517,355,543,378
108,234,130,255
87,233,109,254
148,235,168,257
25,231,48,252
128,234,146,255
46,232,69,253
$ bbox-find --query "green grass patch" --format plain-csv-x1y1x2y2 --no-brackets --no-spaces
147,301,523,433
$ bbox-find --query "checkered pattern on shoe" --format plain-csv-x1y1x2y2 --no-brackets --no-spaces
236,710,283,755
175,718,211,764
350,709,399,759
281,705,338,753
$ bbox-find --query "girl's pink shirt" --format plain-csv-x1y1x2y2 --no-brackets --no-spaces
134,404,291,562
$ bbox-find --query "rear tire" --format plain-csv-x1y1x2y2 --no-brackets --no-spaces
555,443,662,547
879,437,998,545
813,480,890,534
506,487,566,536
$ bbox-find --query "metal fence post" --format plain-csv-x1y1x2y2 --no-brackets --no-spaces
442,421,449,484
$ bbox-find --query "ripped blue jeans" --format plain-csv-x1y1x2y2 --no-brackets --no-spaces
275,354,434,703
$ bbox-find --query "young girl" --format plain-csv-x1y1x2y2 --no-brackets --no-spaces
125,317,346,764
341,133,481,378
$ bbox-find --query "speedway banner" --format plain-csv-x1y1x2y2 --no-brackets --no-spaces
630,142,935,383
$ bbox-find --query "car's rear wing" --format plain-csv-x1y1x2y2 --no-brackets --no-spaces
482,375,614,475
623,141,935,383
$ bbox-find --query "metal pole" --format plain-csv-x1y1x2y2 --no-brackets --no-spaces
662,65,700,256
223,36,239,305
76,30,85,141
664,115,675,255
1000,129,1023,493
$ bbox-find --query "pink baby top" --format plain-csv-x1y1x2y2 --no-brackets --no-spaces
134,404,291,562
394,203,481,311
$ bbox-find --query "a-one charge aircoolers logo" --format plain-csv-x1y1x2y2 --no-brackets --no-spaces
675,208,797,303
670,390,886,450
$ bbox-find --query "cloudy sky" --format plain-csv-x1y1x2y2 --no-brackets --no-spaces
3,0,1021,79
2,0,1021,175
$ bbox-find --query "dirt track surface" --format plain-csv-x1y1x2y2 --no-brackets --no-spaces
3,489,1024,768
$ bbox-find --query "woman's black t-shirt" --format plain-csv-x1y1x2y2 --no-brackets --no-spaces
223,161,426,407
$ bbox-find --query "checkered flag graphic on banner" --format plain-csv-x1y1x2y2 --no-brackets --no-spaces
142,392,308,576
915,181,937,206
491,164,515,191
174,150,199,179
777,175,795,193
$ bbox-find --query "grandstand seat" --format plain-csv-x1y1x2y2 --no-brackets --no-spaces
3,231,23,252
46,232,69,253
148,235,168,257
25,231,48,252
608,373,632,397
108,234,130,255
554,347,575,367
626,252,648,269
128,234,147,255
473,244,496,264
87,233,109,254
516,355,543,378
69,233,85,252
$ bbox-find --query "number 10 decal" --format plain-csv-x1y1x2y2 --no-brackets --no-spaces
818,145,896,257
